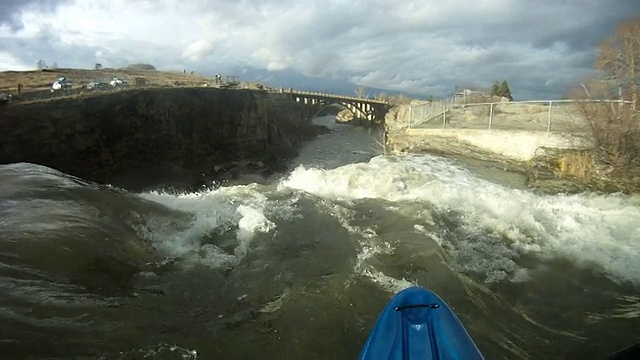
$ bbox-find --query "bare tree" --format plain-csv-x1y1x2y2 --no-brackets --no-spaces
376,92,389,102
355,85,365,98
596,16,640,109
36,59,47,70
388,93,413,105
570,78,640,171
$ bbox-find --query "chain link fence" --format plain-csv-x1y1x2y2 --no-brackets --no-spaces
409,100,637,132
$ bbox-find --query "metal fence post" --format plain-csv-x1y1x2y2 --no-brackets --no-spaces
443,105,447,129
547,101,553,132
409,105,413,129
488,103,494,130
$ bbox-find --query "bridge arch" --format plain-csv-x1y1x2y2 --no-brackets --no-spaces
289,93,389,123
309,101,367,121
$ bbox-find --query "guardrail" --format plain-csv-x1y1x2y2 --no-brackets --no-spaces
409,99,637,132
265,87,389,104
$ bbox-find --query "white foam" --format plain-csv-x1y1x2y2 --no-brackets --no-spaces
280,154,640,285
137,184,286,268
235,204,275,258
354,241,414,293
312,199,414,293
184,244,240,269
133,154,640,286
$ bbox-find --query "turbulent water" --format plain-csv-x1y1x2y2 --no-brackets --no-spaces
1,116,639,359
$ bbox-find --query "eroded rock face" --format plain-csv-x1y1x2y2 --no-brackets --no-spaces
0,88,314,190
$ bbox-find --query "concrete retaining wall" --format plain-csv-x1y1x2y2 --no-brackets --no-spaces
385,103,593,162
405,128,592,161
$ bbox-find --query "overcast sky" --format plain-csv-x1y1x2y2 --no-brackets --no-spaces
1,0,639,99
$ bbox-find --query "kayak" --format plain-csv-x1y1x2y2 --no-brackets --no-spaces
359,286,484,360
360,286,640,359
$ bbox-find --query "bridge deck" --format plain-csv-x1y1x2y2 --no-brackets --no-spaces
276,89,389,105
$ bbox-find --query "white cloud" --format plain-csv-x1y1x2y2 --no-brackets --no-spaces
0,52,31,71
183,39,214,62
0,0,638,99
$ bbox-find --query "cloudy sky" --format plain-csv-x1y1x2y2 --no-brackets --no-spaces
1,0,639,99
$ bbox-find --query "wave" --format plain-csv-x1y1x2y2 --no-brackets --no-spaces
279,154,640,285
138,184,293,268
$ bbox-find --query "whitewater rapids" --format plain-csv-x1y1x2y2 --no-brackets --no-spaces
0,116,638,359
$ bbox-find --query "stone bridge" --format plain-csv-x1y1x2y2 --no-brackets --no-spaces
277,89,391,123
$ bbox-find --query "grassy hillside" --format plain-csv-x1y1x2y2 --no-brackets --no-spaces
0,68,220,93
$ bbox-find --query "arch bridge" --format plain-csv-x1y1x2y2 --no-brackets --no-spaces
279,89,391,123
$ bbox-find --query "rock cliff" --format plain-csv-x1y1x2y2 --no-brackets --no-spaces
0,88,315,190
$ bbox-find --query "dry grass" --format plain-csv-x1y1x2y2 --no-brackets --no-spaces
573,98,640,171
553,151,596,182
414,102,583,131
0,68,220,94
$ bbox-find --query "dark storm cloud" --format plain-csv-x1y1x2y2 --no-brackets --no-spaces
1,0,639,99
526,0,640,51
0,0,69,30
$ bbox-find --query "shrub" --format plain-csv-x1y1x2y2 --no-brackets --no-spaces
123,63,157,71
571,81,640,171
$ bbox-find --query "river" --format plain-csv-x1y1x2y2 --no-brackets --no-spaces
0,116,639,359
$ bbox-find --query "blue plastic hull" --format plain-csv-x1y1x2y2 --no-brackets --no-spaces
360,286,484,360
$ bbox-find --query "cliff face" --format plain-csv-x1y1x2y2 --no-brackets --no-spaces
0,88,314,190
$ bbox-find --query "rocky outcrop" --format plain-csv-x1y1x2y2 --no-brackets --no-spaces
0,88,316,190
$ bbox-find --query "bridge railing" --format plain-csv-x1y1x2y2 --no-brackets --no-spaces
409,99,637,132
266,87,389,104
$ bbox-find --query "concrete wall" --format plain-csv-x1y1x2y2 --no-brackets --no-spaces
405,128,591,161
385,103,592,162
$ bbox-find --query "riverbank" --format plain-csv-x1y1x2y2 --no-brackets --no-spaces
526,147,640,194
384,103,640,194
